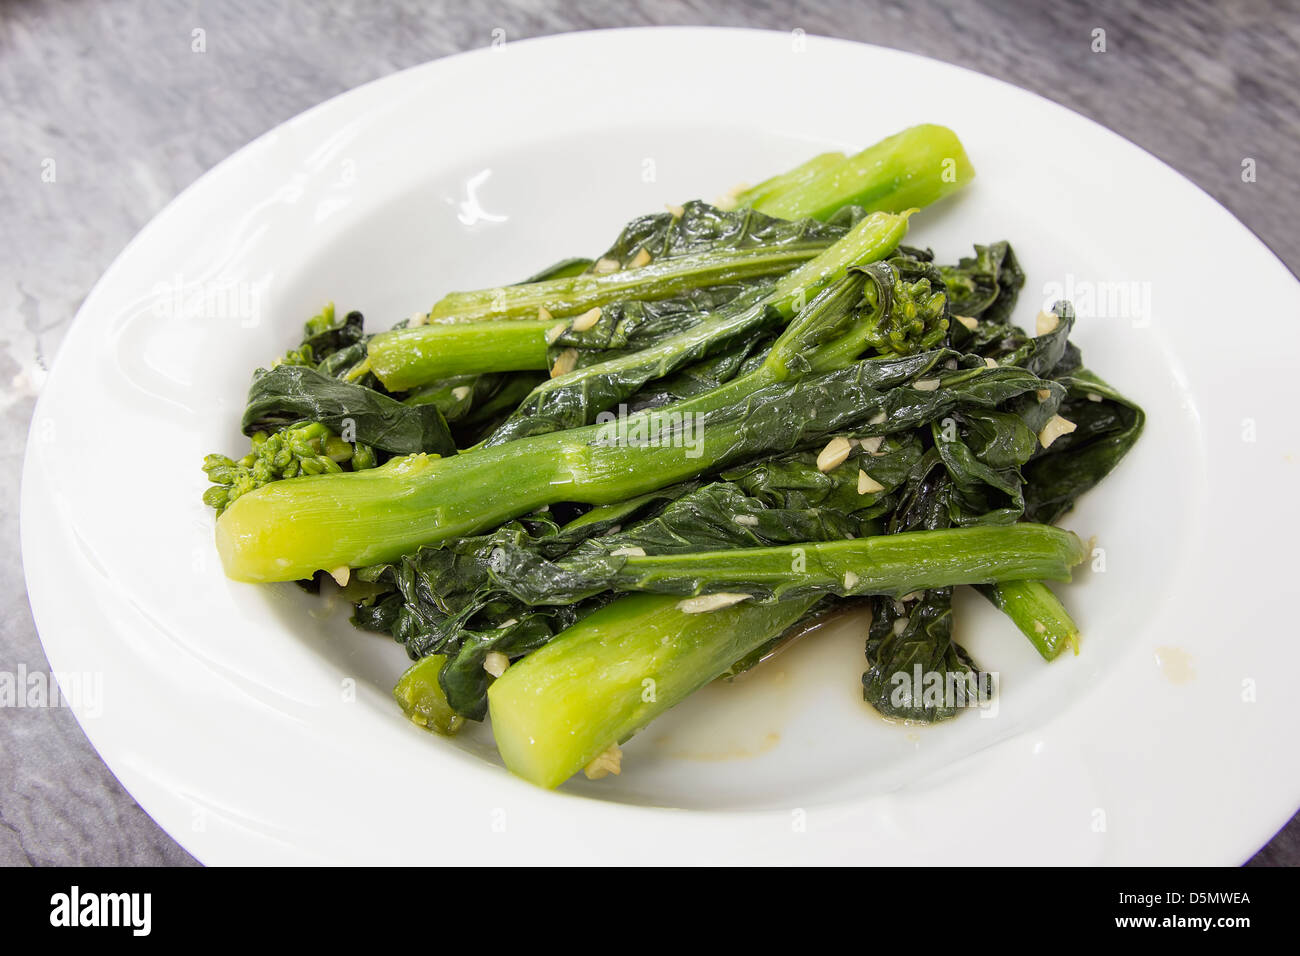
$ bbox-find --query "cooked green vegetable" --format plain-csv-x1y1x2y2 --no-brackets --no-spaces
420,201,865,326
370,319,556,387
488,593,821,789
354,489,691,720
367,203,883,389
215,340,1064,583
356,439,915,719
863,586,985,722
366,123,972,389
746,124,975,221
416,372,551,448
1023,366,1146,524
202,421,377,515
491,524,1086,605
482,210,913,444
937,241,1024,324
273,303,366,369
217,217,979,580
241,364,456,457
202,128,1147,790
976,580,1080,660
487,523,1083,788
730,151,847,210
393,654,464,736
516,257,594,283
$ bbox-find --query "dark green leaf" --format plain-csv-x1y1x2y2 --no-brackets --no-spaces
242,365,456,456
863,588,991,722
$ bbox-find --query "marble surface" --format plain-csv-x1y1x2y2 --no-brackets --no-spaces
2,0,1297,866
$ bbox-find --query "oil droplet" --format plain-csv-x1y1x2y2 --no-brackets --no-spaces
658,731,782,762
1154,646,1196,684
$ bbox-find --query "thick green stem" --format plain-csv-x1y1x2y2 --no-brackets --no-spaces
750,124,974,222
976,580,1081,660
766,211,908,316
394,654,464,735
428,245,826,325
608,525,1086,600
731,152,847,210
369,321,555,389
487,593,820,788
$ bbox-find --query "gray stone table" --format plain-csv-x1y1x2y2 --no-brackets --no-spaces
2,0,1297,866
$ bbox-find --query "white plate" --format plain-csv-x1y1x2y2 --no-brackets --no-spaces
22,27,1300,865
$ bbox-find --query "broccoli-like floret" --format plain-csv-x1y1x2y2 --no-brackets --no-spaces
202,421,377,515
270,303,370,376
273,303,336,369
860,254,950,357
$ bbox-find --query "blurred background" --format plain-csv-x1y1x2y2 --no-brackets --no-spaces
2,0,1296,865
